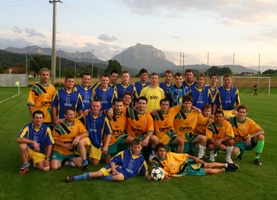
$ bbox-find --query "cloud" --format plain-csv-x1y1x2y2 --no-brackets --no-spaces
97,34,117,42
25,28,46,38
0,38,34,49
13,26,22,33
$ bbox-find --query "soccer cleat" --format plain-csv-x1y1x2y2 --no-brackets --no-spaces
19,167,29,175
254,158,262,165
226,163,239,171
237,153,243,160
65,176,75,182
209,152,215,162
82,164,88,171
226,158,234,164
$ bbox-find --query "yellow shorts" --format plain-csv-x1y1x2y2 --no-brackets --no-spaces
84,138,102,160
222,110,235,118
29,148,46,165
100,168,124,180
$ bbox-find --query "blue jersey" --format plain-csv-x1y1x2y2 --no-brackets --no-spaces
183,80,197,88
159,81,173,103
169,85,191,106
92,86,117,110
134,81,150,102
104,149,148,179
85,111,112,148
52,88,84,118
218,86,240,110
191,85,212,110
74,84,92,110
115,83,135,99
18,123,54,154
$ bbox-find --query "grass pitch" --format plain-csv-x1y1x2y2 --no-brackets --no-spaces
0,87,276,200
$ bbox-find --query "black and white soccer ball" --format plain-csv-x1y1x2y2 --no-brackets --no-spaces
151,167,165,181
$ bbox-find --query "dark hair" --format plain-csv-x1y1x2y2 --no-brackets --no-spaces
137,96,148,104
82,73,91,78
197,73,206,79
110,70,119,75
33,110,44,118
223,73,232,79
174,72,183,78
131,138,142,146
100,74,110,79
122,92,133,100
139,68,148,75
155,143,166,152
65,76,74,81
210,73,218,79
160,98,170,105
237,105,248,112
185,69,193,74
113,98,123,105
182,95,193,103
164,70,173,75
202,104,211,111
214,109,224,116
64,107,75,114
121,70,129,76
150,72,159,77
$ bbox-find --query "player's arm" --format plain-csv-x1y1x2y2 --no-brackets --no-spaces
16,137,40,152
44,144,53,167
188,154,205,165
52,107,58,125
102,133,111,154
72,131,89,146
27,105,34,120
54,139,73,151
246,130,264,145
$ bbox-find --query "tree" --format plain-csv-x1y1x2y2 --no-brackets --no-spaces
29,55,51,74
205,66,232,76
104,59,122,75
0,66,4,73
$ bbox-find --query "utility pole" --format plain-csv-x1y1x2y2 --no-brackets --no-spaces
59,49,61,87
207,52,209,77
49,0,62,84
25,47,28,75
91,49,94,78
233,53,235,74
182,53,185,75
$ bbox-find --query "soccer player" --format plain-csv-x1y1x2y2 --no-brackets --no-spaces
159,70,173,104
74,73,92,110
122,91,133,107
206,109,234,163
217,74,240,117
206,73,219,114
109,69,119,87
17,110,54,175
173,95,208,159
27,68,56,127
52,77,84,125
190,73,212,110
194,104,214,135
133,68,150,103
78,99,112,169
50,108,89,170
229,105,265,165
65,138,150,182
169,72,190,106
140,72,165,112
152,98,184,153
152,143,239,180
115,70,135,99
92,74,117,110
183,69,197,88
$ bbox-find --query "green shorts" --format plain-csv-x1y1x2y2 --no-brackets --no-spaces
165,136,177,152
234,138,257,153
183,135,198,153
186,158,206,176
50,150,80,162
106,136,127,156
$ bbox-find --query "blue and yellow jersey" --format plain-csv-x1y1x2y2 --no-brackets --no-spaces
206,120,234,141
206,85,219,104
85,111,112,148
53,118,88,155
104,149,148,178
18,123,54,154
229,116,263,142
27,81,56,123
190,85,212,110
153,105,181,145
125,107,154,138
133,81,150,102
183,80,197,88
52,88,84,119
174,108,208,142
74,84,92,110
115,83,135,99
92,86,117,110
140,86,165,112
218,85,240,110
169,85,191,106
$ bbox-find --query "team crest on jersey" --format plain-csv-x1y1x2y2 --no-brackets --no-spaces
243,129,247,133
170,163,174,167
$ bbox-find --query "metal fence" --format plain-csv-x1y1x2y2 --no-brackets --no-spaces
0,74,28,87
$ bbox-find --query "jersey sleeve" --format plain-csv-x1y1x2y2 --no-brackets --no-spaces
76,93,85,111
46,127,55,145
52,91,59,108
18,125,29,138
146,114,154,133
206,124,214,140
139,160,149,176
104,117,112,135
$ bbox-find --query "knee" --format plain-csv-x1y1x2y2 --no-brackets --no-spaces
258,135,264,141
19,143,28,151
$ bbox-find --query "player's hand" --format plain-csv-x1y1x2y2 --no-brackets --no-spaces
102,146,108,154
218,143,226,150
72,137,80,146
64,143,73,150
112,169,119,175
83,109,89,116
44,159,50,167
163,175,171,181
33,141,40,151
246,137,251,146
107,108,114,118
146,174,152,180
232,110,238,115
150,109,159,116
141,139,149,147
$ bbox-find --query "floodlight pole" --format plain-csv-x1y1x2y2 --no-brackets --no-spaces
49,0,62,85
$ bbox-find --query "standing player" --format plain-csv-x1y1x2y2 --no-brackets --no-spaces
140,72,165,112
27,68,56,127
159,70,173,104
52,77,84,125
17,110,54,175
133,68,150,103
74,73,92,110
206,73,219,114
65,138,150,182
50,108,89,170
109,70,119,87
183,69,197,88
217,74,240,117
115,70,136,99
229,105,265,165
206,110,234,163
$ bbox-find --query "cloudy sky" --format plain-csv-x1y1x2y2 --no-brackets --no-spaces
1,0,277,71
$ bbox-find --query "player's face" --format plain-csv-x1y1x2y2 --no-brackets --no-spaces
123,94,132,106
223,77,232,88
157,147,166,159
100,76,109,88
237,108,247,121
131,144,142,155
175,76,183,87
121,73,130,84
33,114,44,127
91,101,101,114
210,76,218,85
164,73,172,83
40,71,50,84
202,108,211,117
197,76,205,87
185,72,193,83
114,101,123,113
110,73,118,84
150,75,159,86
140,72,148,82
64,78,75,89
160,101,170,112
214,113,224,125
82,75,91,87
183,101,192,112
64,110,75,122
137,100,147,112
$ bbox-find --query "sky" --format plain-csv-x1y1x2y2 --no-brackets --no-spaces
1,0,277,72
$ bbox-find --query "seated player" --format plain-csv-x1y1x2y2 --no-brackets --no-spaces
17,110,54,175
65,138,151,182
229,105,265,165
194,104,214,135
206,110,234,163
152,143,239,181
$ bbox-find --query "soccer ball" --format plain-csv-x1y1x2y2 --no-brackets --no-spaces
151,167,165,181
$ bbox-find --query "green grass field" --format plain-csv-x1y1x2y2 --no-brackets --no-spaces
0,87,276,200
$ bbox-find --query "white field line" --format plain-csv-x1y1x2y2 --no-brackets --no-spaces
0,92,22,104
